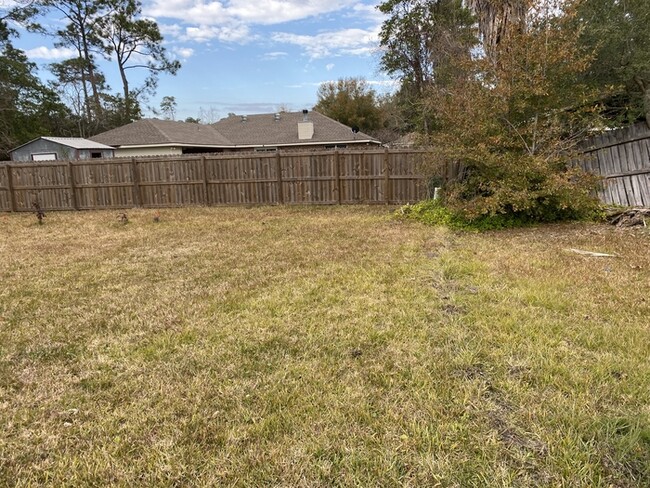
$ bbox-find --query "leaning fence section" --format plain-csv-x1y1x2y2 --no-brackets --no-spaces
0,149,435,212
579,123,650,207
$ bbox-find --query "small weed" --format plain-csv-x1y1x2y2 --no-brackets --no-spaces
32,200,45,225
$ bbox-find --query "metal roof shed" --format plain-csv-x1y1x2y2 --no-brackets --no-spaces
9,137,115,162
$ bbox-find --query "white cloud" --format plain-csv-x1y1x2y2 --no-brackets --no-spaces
350,3,386,23
272,27,379,59
184,26,215,42
145,1,382,59
326,63,335,71
1,0,21,11
159,23,183,37
25,46,77,60
261,51,288,60
147,0,359,26
286,78,398,91
285,82,325,88
183,24,252,43
173,47,195,59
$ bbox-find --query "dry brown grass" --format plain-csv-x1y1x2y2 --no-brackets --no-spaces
1,207,649,486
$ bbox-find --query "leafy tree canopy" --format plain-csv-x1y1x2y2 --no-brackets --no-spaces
377,0,475,132
160,95,177,120
0,0,180,157
576,0,650,125
97,0,180,122
314,77,383,133
1,3,74,159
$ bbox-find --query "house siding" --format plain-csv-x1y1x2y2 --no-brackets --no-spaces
221,141,379,153
114,146,183,158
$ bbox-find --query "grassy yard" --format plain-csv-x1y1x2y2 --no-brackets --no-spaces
1,206,649,486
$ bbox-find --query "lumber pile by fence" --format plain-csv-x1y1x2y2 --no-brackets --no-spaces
0,149,460,212
605,207,650,227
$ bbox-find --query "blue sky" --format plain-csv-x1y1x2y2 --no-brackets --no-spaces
9,0,396,121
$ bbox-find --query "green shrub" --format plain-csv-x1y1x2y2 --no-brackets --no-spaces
397,197,601,232
419,2,608,230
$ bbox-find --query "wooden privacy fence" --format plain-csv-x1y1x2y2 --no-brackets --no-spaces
579,122,650,207
0,149,452,212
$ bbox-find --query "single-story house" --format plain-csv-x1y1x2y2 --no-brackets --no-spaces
87,118,233,158
210,110,380,152
9,137,115,162
88,110,380,157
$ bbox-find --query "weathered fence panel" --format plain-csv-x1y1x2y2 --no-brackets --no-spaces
282,151,334,204
580,123,650,207
74,160,135,209
389,150,429,204
208,153,280,205
0,149,433,212
137,158,205,207
9,162,72,211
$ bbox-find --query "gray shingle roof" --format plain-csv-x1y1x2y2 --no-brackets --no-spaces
89,112,380,149
211,111,379,147
89,119,233,147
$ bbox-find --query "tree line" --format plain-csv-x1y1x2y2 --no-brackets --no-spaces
317,0,649,139
1,0,179,159
3,0,649,222
315,0,650,223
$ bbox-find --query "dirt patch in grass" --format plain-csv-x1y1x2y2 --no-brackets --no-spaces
1,209,649,486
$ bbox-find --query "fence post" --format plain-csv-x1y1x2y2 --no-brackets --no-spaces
201,156,210,206
6,164,16,212
131,157,142,207
68,162,79,210
360,151,367,203
334,150,342,204
383,149,391,205
276,152,284,204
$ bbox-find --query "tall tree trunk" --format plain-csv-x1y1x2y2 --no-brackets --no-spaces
78,20,102,120
465,0,528,61
74,45,92,128
71,6,103,123
118,54,130,122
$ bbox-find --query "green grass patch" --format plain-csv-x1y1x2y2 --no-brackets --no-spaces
397,198,605,231
397,199,534,231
